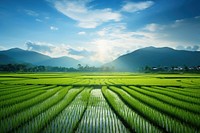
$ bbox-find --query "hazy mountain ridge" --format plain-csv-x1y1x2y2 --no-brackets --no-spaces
1,47,200,71
37,56,81,68
0,54,21,64
106,46,200,71
0,48,81,68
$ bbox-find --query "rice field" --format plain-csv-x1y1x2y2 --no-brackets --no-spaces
0,73,200,133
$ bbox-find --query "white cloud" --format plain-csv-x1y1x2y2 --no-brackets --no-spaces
36,19,43,22
50,26,58,31
143,23,164,32
26,41,53,53
175,19,184,23
25,41,93,60
78,31,86,35
24,9,39,16
176,45,199,51
122,1,154,13
53,0,121,28
0,46,5,50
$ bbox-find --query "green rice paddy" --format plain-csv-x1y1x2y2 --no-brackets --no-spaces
0,73,200,133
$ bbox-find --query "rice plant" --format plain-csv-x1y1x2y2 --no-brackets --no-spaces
76,89,129,133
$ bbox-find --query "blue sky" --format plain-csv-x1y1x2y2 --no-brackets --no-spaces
0,0,200,65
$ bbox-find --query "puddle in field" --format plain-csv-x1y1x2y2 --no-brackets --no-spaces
75,89,129,133
91,88,101,97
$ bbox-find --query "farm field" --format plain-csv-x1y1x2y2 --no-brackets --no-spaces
0,73,200,133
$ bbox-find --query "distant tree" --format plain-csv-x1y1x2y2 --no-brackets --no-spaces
184,65,189,71
77,64,83,71
144,65,151,72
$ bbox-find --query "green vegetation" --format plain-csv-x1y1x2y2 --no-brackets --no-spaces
76,89,128,133
44,88,91,133
0,73,199,133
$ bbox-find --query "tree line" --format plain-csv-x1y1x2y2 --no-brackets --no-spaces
142,65,200,73
0,64,115,72
0,63,200,73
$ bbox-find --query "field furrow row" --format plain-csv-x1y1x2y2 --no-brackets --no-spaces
109,86,197,132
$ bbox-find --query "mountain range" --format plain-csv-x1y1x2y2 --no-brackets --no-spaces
106,46,200,71
0,48,81,68
0,47,200,71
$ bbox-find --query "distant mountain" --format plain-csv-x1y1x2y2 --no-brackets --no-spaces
0,54,20,64
2,47,200,70
0,48,81,68
38,56,80,68
0,48,51,64
106,46,200,71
